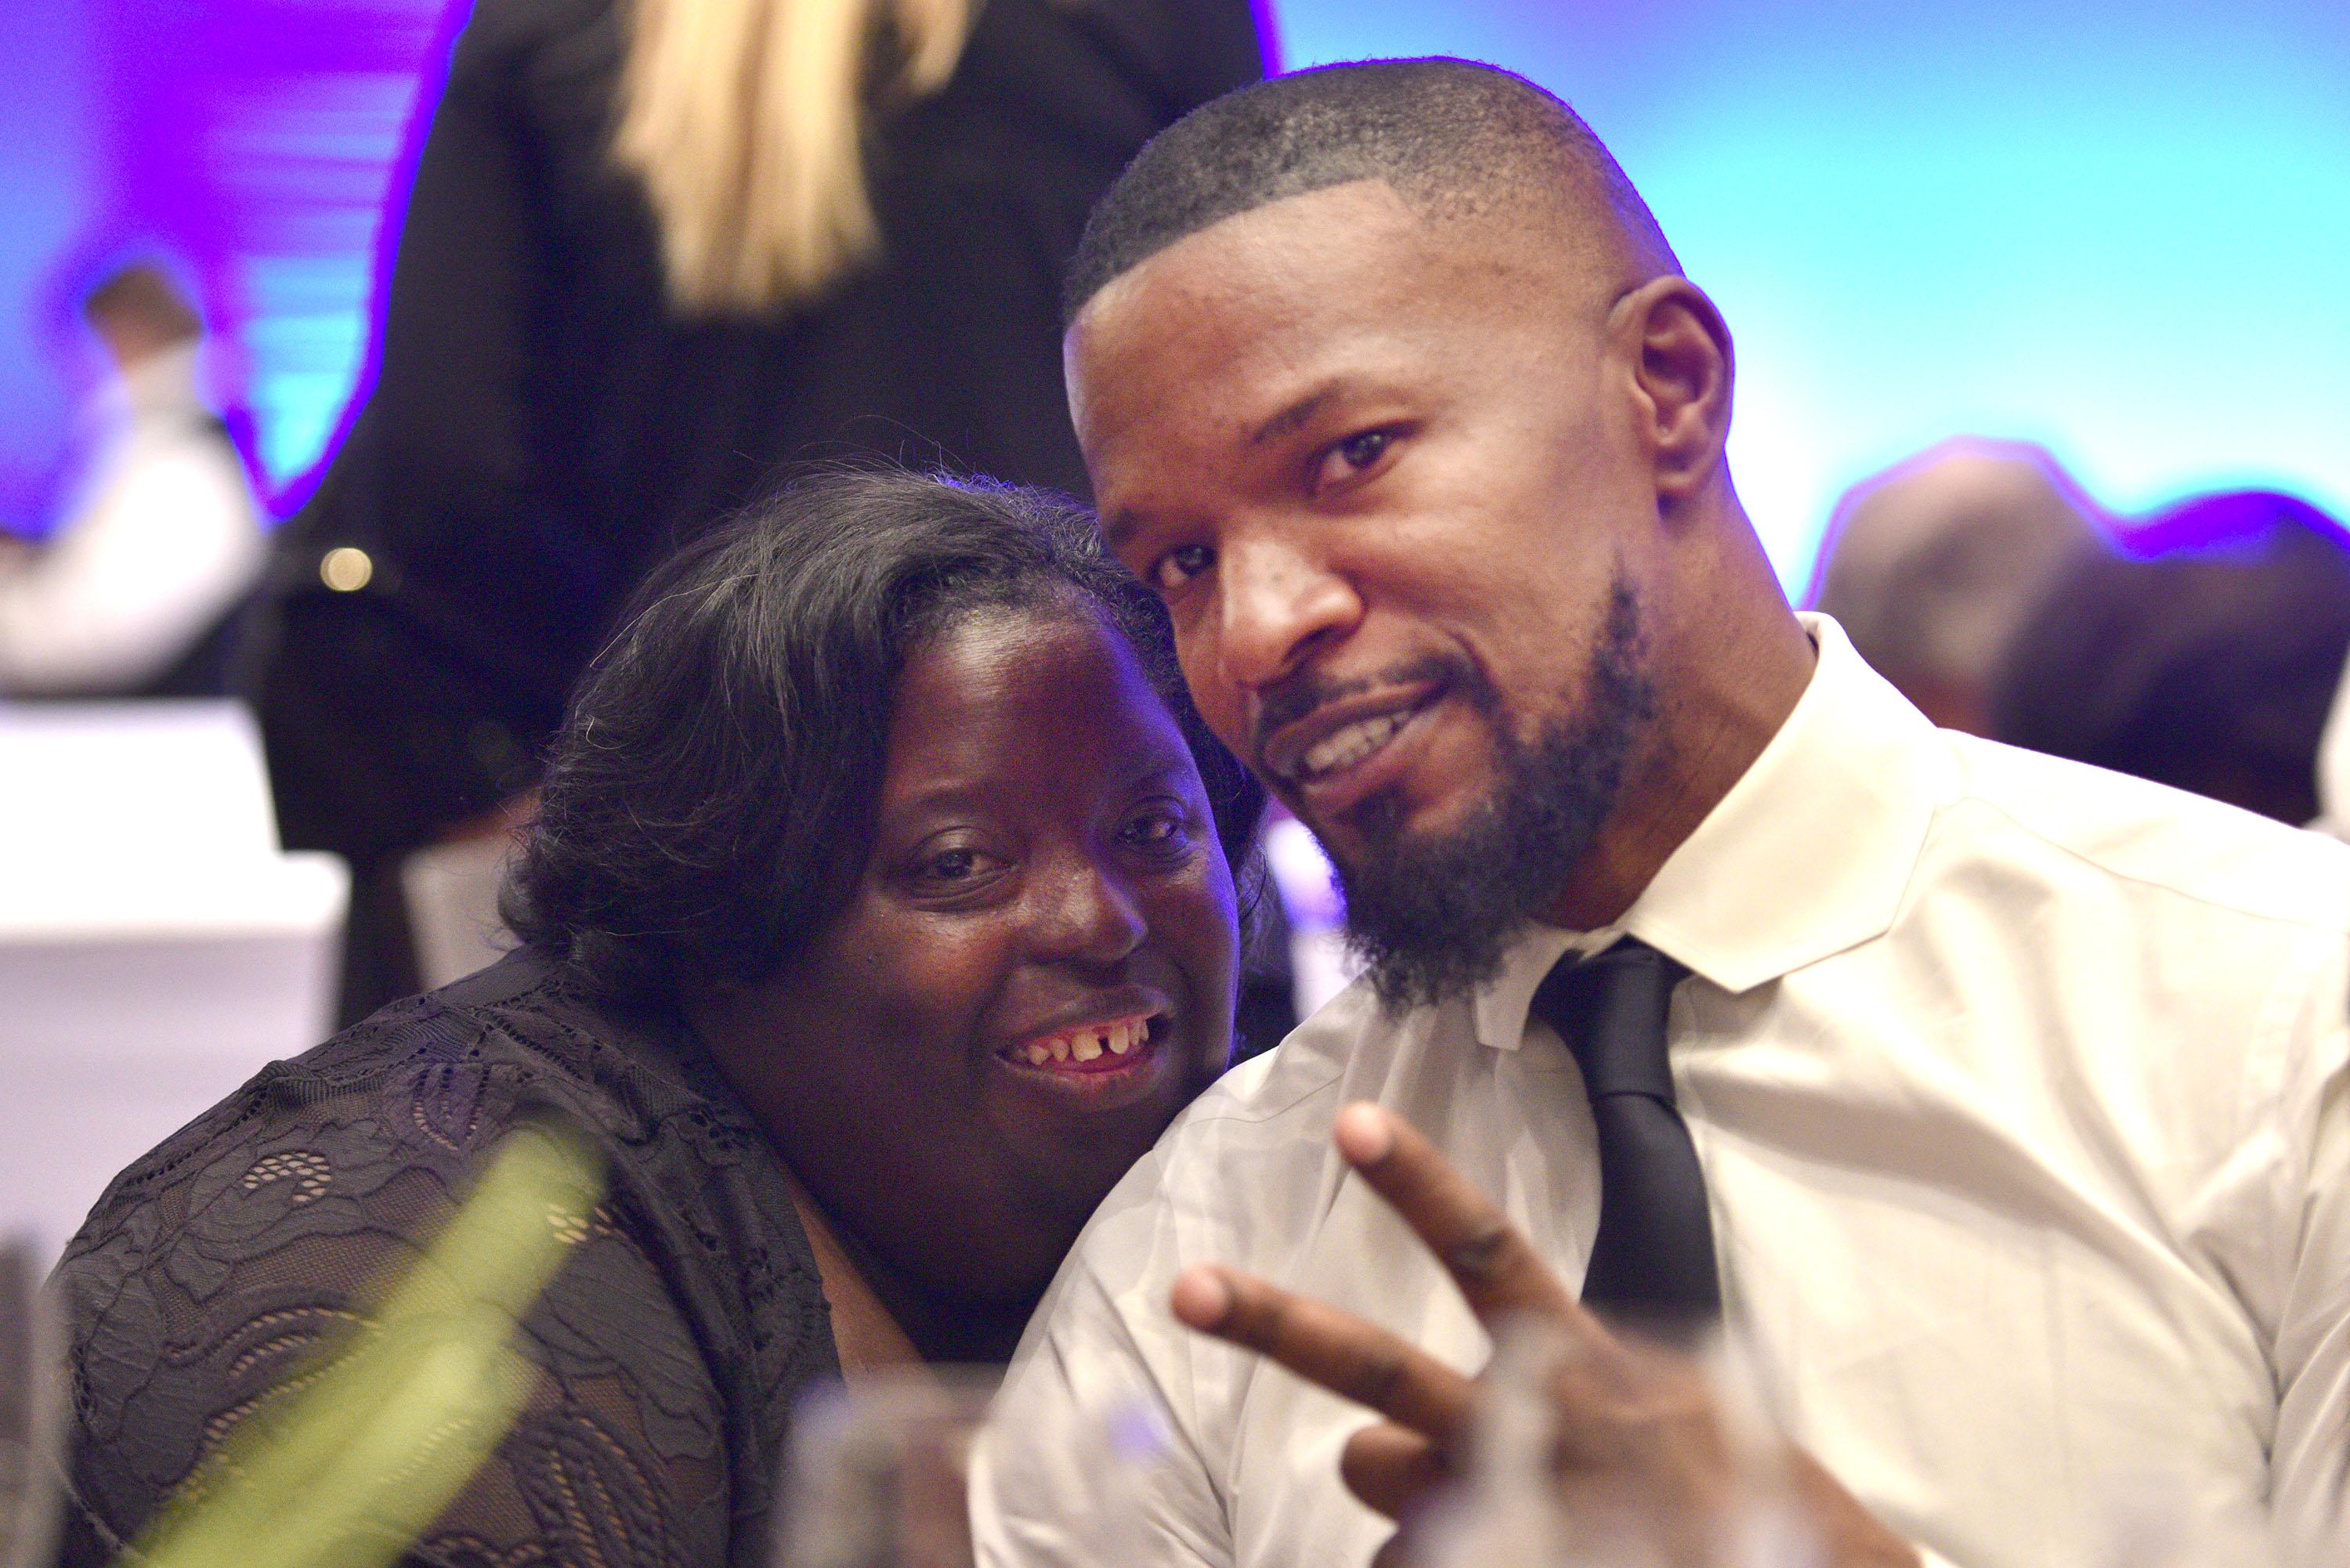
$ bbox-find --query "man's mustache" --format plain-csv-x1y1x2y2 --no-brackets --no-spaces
1249,652,1484,762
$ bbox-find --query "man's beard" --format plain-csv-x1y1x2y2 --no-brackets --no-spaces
1326,580,1654,1011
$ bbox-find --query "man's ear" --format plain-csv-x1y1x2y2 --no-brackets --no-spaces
1616,276,1735,507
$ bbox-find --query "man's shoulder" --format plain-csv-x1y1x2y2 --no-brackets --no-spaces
1161,975,1404,1161
1935,732,2350,936
1052,979,1399,1294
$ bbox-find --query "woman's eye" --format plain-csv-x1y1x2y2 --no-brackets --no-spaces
1121,807,1194,856
913,845,1003,887
1152,544,1215,593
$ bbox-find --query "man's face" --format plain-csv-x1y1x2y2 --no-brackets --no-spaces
1070,179,1665,1001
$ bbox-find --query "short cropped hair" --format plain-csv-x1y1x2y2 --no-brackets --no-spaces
1061,57,1676,323
505,470,1265,1001
81,261,203,344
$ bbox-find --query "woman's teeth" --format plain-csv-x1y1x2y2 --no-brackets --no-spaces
1017,1016,1150,1068
1299,711,1409,781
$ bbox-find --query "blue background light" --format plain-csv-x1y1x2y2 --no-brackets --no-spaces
4,0,2347,590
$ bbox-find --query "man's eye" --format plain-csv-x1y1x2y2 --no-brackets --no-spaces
1152,544,1215,592
1313,428,1397,492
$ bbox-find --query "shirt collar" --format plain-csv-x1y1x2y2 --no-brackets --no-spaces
1471,613,1946,1050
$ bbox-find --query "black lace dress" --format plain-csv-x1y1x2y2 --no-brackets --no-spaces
49,950,841,1568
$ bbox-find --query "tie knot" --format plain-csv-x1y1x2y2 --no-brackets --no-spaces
1530,938,1689,1103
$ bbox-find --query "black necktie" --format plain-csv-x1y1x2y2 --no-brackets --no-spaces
1530,938,1720,1343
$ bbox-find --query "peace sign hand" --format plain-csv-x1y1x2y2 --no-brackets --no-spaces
1167,1104,1918,1568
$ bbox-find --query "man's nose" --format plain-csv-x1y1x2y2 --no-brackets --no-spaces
1212,532,1363,696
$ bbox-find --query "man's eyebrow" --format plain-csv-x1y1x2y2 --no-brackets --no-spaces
1098,382,1348,553
1248,384,1340,448
1101,508,1144,554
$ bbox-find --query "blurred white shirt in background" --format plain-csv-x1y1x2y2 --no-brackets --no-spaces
0,343,263,695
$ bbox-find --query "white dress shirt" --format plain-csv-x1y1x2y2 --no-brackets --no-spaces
0,345,264,695
975,615,2350,1568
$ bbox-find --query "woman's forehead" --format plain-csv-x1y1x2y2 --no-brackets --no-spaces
879,608,1190,800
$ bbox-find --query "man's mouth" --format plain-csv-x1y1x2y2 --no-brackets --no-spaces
999,1013,1165,1075
1264,687,1446,788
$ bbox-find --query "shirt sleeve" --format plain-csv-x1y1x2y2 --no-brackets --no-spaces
2268,963,2350,1566
0,435,260,694
55,1103,735,1568
973,1192,1235,1567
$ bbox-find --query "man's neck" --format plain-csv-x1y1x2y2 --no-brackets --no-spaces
1542,598,1817,932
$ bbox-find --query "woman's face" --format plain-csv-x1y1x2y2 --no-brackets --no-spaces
696,605,1240,1328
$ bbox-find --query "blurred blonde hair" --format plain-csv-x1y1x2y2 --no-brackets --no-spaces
613,0,979,315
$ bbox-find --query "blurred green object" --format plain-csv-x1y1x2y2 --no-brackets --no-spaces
132,1123,605,1568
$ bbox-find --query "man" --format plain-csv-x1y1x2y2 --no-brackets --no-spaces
1991,490,2350,829
974,59,2350,1568
0,262,262,696
1809,437,2108,736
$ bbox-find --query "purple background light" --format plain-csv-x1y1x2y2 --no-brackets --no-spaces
5,0,2348,582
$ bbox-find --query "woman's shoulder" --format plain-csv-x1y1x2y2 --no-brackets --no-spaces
60,949,804,1281
62,953,638,1235
52,950,839,1563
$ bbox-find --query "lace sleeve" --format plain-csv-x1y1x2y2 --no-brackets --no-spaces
55,1080,736,1568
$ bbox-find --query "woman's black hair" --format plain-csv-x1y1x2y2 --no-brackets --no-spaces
504,469,1266,1002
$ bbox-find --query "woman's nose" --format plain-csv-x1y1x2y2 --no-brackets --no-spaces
1034,858,1148,969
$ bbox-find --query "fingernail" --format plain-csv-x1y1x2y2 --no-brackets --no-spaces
1334,1103,1393,1164
1170,1266,1233,1326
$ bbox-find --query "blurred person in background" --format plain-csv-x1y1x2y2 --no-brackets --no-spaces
0,262,263,698
1992,490,2350,828
2319,649,2350,840
56,471,1261,1567
1807,436,2108,735
243,0,1267,1020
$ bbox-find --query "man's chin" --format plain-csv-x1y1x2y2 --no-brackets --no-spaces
1311,571,1654,1011
1325,800,1553,1012
1311,777,1489,867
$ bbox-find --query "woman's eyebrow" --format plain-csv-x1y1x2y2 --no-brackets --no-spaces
879,775,998,818
1111,750,1202,793
878,740,1193,816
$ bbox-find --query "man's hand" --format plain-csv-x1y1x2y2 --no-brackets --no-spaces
1167,1104,1918,1568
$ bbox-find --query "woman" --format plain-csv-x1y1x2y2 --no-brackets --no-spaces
244,0,1266,1020
56,471,1262,1566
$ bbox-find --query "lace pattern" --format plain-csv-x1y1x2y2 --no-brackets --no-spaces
51,951,841,1568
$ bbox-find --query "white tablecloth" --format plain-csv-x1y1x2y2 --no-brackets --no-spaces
1,701,347,1264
